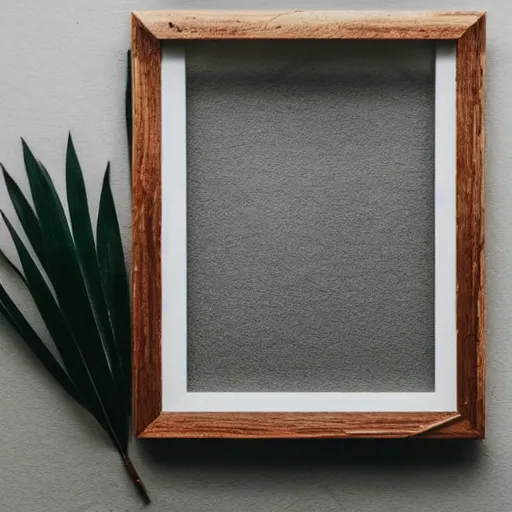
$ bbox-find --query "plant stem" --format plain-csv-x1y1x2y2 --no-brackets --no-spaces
121,452,151,504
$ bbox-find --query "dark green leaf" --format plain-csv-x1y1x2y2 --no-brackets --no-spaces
1,163,46,269
66,137,127,395
0,247,26,285
0,137,149,501
126,50,132,173
0,211,126,435
97,164,131,392
0,282,82,405
0,289,134,484
2,213,95,404
21,140,128,447
0,295,24,337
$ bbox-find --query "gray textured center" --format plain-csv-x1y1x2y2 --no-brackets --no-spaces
185,40,435,392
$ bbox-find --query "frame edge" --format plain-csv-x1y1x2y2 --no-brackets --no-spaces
131,10,486,440
133,10,484,40
137,412,463,439
455,12,486,438
132,13,163,436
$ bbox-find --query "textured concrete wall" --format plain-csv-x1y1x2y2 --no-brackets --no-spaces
0,1,507,511
186,39,436,393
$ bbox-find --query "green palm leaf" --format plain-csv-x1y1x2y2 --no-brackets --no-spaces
66,137,127,398
1,211,110,429
1,163,46,269
0,135,149,502
0,247,26,285
22,140,127,438
0,282,82,405
97,164,131,398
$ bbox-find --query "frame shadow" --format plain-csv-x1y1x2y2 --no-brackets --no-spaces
138,437,484,471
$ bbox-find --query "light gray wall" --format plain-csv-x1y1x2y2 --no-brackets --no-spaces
0,1,506,512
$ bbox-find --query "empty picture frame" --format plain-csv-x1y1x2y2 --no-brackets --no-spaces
131,11,485,439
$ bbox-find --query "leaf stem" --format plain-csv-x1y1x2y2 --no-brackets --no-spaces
121,452,151,504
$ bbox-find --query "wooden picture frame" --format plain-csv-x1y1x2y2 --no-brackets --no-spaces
132,11,485,439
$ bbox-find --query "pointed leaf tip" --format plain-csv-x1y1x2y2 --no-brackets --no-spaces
97,162,131,392
21,139,38,170
1,163,8,180
2,164,16,185
21,137,29,152
2,161,48,271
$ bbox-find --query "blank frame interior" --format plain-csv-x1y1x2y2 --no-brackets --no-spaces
186,40,435,394
161,41,457,412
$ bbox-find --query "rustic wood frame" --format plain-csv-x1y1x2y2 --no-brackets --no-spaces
132,11,486,439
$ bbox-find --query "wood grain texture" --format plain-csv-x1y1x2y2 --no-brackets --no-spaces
132,11,486,439
424,418,482,439
456,14,486,438
133,10,483,40
139,412,461,439
131,15,162,436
